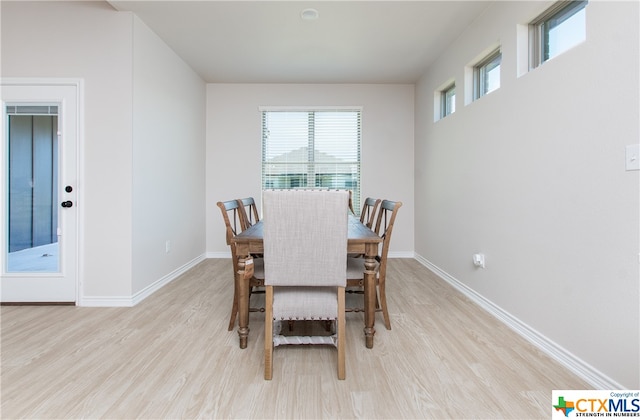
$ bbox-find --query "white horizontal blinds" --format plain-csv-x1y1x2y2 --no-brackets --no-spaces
262,112,310,188
6,105,58,115
261,109,361,212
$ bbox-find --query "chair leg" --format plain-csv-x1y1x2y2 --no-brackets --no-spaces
264,285,274,380
378,280,391,330
337,286,346,380
228,286,239,331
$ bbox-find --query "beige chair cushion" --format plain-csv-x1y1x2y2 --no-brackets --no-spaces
253,258,265,280
272,286,338,320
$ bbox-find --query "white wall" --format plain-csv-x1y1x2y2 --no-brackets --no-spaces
2,1,207,302
2,1,135,298
206,84,415,257
415,1,639,388
131,16,206,295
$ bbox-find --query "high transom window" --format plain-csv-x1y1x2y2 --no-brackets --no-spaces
530,0,587,68
441,84,456,118
474,49,501,99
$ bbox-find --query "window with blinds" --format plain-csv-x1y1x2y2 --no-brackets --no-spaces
261,109,362,212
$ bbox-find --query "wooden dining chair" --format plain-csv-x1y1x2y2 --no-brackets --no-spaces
346,199,402,330
238,196,260,230
217,199,265,331
347,197,381,259
263,190,349,380
348,190,356,215
359,197,381,229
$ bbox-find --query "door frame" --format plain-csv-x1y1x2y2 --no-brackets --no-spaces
1,78,84,304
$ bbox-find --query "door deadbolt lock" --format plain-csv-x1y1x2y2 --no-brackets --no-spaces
61,201,73,208
65,186,73,193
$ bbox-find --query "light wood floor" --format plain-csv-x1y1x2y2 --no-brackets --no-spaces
1,258,590,419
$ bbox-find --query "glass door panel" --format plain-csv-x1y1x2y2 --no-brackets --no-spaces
6,109,60,273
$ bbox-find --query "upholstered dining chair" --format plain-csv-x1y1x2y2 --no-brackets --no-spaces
217,199,265,331
238,196,260,229
346,199,402,330
263,190,349,380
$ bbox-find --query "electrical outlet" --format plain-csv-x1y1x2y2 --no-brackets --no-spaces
473,253,485,268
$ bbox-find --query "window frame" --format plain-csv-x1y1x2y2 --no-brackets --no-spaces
529,0,588,69
440,83,456,119
473,49,502,99
260,108,362,212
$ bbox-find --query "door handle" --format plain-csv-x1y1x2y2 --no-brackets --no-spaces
61,201,73,208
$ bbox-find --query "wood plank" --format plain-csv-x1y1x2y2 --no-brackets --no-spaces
0,258,591,418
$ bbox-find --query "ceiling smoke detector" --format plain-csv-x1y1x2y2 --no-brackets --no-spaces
301,8,319,20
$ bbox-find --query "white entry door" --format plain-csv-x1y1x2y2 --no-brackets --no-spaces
1,80,80,303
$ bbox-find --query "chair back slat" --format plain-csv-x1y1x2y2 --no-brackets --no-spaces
360,197,381,229
238,197,260,229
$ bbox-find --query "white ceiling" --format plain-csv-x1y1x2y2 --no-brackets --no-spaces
108,1,491,84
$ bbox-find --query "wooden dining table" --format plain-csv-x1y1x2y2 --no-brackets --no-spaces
232,215,382,349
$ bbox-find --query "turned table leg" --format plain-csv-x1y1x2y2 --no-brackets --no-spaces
236,251,251,349
363,243,377,348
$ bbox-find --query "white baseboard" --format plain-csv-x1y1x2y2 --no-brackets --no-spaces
80,254,207,307
413,254,623,390
78,296,134,307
